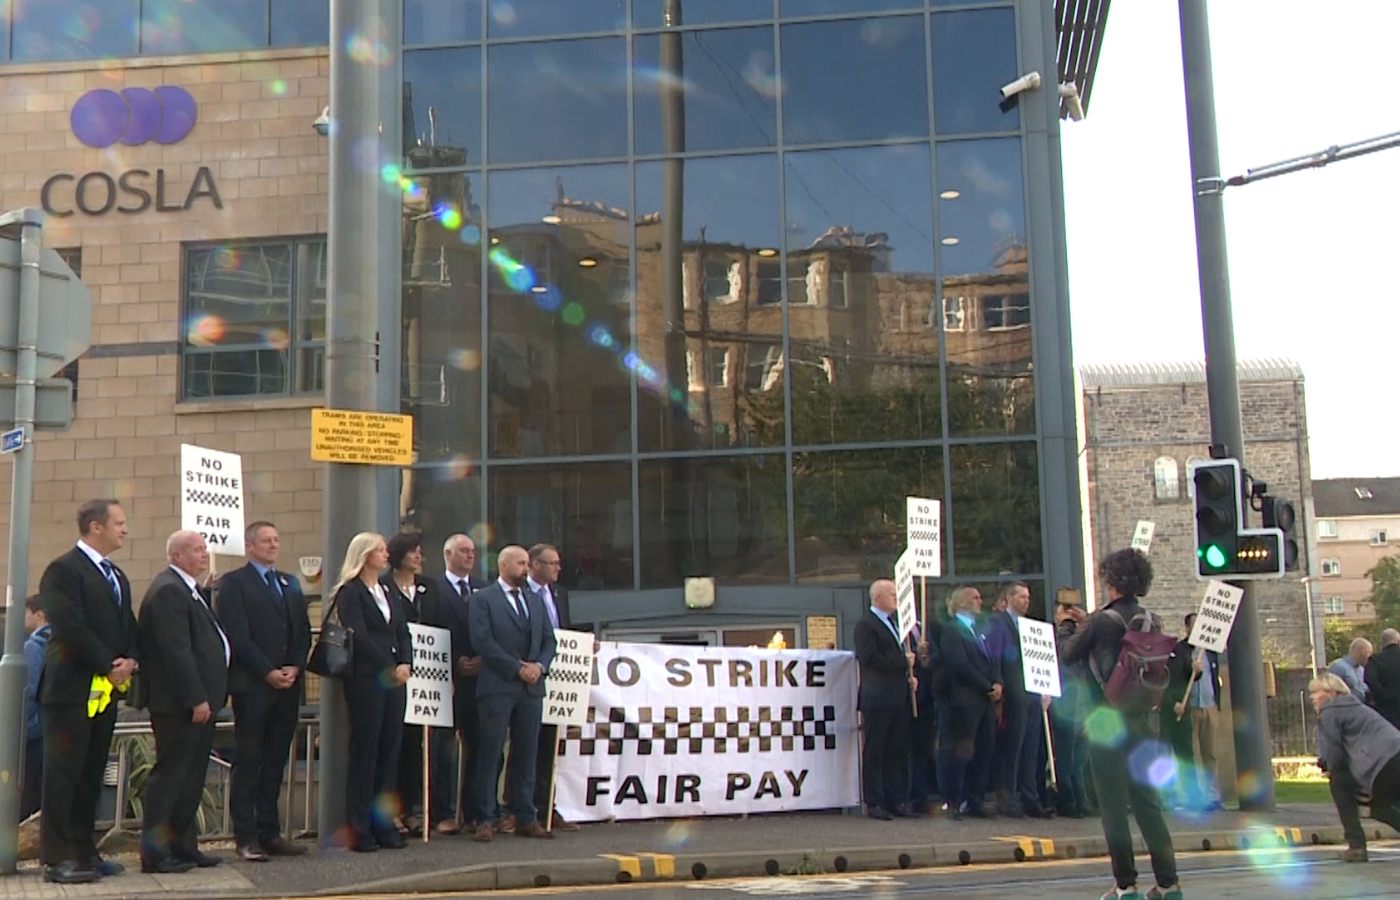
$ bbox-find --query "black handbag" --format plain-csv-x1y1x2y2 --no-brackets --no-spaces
307,589,354,678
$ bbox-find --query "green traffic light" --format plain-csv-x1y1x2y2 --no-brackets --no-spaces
1199,544,1227,570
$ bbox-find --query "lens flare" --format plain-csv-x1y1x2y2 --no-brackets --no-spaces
346,31,391,67
269,79,288,96
263,328,290,351
188,315,226,347
435,205,463,230
1127,739,1176,790
561,302,585,326
446,348,481,371
1083,705,1126,748
1241,824,1309,890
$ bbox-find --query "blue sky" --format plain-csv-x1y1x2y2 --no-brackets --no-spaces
1062,1,1400,478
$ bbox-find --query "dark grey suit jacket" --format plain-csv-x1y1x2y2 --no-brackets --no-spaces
137,567,229,715
469,581,556,700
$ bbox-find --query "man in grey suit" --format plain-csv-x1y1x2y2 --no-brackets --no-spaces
469,545,557,842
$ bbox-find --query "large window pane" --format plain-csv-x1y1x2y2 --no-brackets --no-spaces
633,0,764,28
294,240,327,393
487,0,624,38
13,0,138,61
402,172,485,471
184,243,293,397
938,138,1034,436
640,455,788,587
404,48,483,168
141,0,264,54
635,154,784,451
487,164,631,457
0,2,8,62
271,0,328,46
780,16,927,144
785,145,940,444
402,465,484,578
487,38,627,163
949,442,1041,576
490,463,634,591
782,0,922,15
794,446,944,583
633,27,777,154
931,8,1020,135
405,0,482,44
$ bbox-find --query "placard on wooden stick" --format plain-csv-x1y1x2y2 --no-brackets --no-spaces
1187,580,1244,654
905,497,941,577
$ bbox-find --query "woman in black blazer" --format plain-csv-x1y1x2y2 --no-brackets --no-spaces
329,531,412,853
381,531,455,835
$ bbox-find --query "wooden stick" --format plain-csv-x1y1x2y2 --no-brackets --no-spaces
455,731,466,829
1043,704,1058,792
907,636,919,719
422,725,430,844
544,727,560,832
1175,669,1201,722
920,577,928,637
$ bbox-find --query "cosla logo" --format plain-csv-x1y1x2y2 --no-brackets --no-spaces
41,85,223,217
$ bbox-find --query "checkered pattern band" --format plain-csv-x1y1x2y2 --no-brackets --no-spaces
183,489,241,508
558,705,838,756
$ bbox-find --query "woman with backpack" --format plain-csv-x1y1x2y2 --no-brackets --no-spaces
1059,548,1182,900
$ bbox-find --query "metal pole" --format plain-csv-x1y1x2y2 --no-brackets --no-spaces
1177,0,1273,811
318,0,402,839
0,208,43,872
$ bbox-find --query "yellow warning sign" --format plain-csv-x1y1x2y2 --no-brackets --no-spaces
310,408,413,466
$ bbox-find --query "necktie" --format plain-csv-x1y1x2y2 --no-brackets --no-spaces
100,560,122,607
510,589,528,622
456,579,469,599
545,589,559,629
264,569,285,609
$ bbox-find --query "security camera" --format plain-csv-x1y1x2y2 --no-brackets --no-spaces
312,106,331,136
1058,82,1085,121
999,71,1042,101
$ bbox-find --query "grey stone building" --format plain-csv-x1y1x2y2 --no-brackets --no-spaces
1078,360,1319,666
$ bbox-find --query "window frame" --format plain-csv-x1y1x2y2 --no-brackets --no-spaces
980,291,1030,331
1321,558,1342,577
1317,519,1338,539
1371,529,1389,547
180,235,328,402
1323,596,1345,616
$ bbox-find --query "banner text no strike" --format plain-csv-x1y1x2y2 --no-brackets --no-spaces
597,655,828,689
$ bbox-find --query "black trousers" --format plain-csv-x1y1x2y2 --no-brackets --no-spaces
142,712,217,862
945,698,994,811
1088,713,1178,890
21,737,43,821
343,676,406,841
1331,751,1400,850
474,692,542,826
908,704,937,808
229,683,300,845
994,697,1030,811
454,692,482,822
40,702,116,866
398,725,456,824
860,706,910,813
1015,701,1045,812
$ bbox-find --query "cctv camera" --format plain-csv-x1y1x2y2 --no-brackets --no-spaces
312,106,331,136
999,71,1042,101
1058,82,1085,122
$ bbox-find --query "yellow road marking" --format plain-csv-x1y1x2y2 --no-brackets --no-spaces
992,835,1055,858
598,853,642,878
637,851,677,878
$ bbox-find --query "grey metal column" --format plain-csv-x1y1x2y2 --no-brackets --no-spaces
318,0,403,838
0,208,42,873
1178,0,1273,810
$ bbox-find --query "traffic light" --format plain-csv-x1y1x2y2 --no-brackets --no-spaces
1261,496,1299,571
1231,529,1285,577
1190,459,1241,578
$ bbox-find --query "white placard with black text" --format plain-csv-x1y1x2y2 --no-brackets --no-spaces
1131,520,1155,554
1187,580,1244,654
893,549,916,642
180,444,245,554
544,628,596,727
905,497,942,576
1017,617,1062,697
404,624,453,728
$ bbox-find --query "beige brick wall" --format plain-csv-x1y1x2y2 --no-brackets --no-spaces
1082,376,1315,665
0,49,332,597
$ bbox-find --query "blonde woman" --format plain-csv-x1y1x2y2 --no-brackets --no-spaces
329,532,413,853
1312,671,1400,862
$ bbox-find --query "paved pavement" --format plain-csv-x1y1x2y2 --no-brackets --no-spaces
0,803,1383,898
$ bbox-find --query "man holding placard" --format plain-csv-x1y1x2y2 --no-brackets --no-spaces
853,579,916,820
1168,613,1223,811
989,582,1051,818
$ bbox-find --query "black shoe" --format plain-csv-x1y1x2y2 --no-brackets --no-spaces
88,856,126,877
140,857,196,874
260,836,307,856
237,844,270,862
958,801,989,819
866,807,894,821
178,850,222,868
1000,805,1026,819
43,861,98,884
378,833,407,850
350,836,378,853
893,804,924,819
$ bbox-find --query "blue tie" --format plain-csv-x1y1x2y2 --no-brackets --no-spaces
264,569,286,609
100,560,121,608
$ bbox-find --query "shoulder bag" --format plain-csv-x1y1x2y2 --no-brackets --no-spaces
307,587,355,678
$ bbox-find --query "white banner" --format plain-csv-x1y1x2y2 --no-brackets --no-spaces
544,628,595,727
1131,520,1155,554
1017,618,1062,698
556,643,859,822
893,550,916,642
905,496,941,576
180,444,245,554
405,624,453,727
1188,580,1244,653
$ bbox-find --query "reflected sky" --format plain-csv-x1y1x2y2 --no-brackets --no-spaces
488,37,628,163
487,0,624,38
141,0,262,55
404,47,483,166
405,0,483,44
270,0,329,48
12,0,138,61
488,163,629,233
782,0,923,15
633,0,764,28
635,154,779,249
937,138,1025,277
931,8,1021,135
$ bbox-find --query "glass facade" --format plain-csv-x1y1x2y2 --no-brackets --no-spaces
396,1,1043,594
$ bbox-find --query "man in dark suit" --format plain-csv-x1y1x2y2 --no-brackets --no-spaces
38,499,139,884
469,545,557,842
137,531,230,873
1366,629,1400,730
438,533,485,828
940,586,1001,819
214,520,311,861
521,543,584,832
853,578,916,820
986,581,1049,818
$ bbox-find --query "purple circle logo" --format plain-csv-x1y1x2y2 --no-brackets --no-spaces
70,86,197,149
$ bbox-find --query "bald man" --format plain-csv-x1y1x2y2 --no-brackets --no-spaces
854,579,916,820
136,531,230,873
1367,629,1400,730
